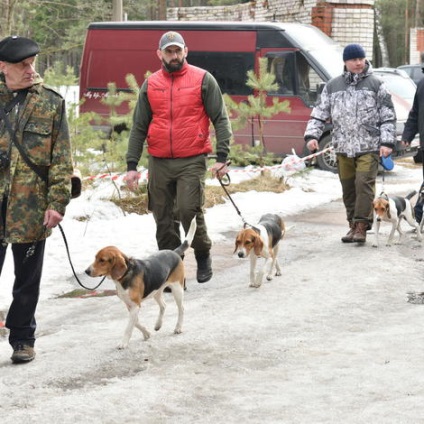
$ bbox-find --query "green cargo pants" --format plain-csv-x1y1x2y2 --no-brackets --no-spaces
337,153,379,226
147,155,212,255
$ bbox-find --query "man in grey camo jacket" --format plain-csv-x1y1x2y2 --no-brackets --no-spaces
304,43,396,243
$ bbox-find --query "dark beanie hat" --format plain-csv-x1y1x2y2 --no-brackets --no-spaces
0,36,40,63
343,44,366,62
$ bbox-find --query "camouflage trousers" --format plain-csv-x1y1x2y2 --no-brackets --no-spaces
337,153,379,227
147,155,212,255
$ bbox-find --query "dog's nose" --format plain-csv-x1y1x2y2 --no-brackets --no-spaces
85,268,91,276
238,251,245,258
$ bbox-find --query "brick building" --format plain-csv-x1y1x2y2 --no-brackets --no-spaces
167,0,376,60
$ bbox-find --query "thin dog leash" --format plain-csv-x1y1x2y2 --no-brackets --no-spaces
57,223,106,291
23,223,105,291
216,161,258,230
379,160,387,195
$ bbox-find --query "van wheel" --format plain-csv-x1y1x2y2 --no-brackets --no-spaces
316,135,337,173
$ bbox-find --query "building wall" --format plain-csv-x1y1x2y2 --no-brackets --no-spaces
410,28,424,64
167,0,375,55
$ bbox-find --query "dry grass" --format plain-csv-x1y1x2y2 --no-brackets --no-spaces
204,173,288,208
112,172,288,215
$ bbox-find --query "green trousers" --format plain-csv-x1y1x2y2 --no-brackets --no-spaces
147,155,211,255
337,153,379,226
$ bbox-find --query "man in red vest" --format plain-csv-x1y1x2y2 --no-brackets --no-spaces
126,31,232,284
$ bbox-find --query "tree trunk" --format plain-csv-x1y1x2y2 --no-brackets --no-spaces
375,6,390,66
158,0,167,20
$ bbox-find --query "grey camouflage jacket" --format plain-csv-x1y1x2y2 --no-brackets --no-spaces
304,62,396,157
0,74,73,243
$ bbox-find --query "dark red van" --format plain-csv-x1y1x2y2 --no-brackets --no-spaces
80,21,417,171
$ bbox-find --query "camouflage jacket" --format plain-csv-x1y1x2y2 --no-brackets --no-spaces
0,74,73,243
304,62,396,157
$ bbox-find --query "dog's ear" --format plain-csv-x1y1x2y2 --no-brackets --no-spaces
111,253,128,280
385,202,391,219
253,235,264,256
234,233,242,253
233,234,241,253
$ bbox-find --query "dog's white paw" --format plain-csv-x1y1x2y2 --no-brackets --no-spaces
143,332,151,340
249,282,261,288
174,327,182,334
275,270,282,277
266,275,273,281
117,341,129,350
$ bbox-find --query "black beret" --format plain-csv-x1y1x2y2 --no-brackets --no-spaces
0,36,40,63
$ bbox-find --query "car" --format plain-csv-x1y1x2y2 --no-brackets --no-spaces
397,64,424,85
372,67,420,163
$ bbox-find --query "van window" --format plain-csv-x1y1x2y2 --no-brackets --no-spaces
188,52,254,95
267,51,325,106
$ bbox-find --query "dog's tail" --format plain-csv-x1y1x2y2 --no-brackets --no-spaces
174,216,197,257
406,190,417,200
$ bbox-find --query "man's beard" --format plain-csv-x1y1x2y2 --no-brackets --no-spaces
162,58,184,73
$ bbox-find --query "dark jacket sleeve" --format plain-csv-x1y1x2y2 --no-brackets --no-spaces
126,80,151,171
401,82,423,144
201,72,232,163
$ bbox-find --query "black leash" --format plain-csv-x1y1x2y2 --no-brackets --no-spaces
216,161,258,230
58,223,106,291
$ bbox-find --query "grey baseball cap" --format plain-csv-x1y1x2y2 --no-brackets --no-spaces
159,31,185,50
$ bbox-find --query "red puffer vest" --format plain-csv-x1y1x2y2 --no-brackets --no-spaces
146,63,212,158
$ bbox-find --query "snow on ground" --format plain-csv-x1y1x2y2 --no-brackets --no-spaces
1,159,424,423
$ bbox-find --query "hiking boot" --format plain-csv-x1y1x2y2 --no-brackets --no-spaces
196,254,213,283
352,222,368,243
11,344,35,364
341,222,356,243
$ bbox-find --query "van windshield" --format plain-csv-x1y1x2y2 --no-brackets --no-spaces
284,25,344,80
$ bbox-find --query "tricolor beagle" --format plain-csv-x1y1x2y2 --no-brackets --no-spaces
372,191,422,247
234,213,285,288
85,217,197,349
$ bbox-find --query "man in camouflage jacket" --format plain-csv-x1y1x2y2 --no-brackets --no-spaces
304,43,396,244
0,36,73,363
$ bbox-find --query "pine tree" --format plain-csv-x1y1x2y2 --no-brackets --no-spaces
225,57,291,167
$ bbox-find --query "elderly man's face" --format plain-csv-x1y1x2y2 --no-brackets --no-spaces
157,45,187,72
0,56,37,90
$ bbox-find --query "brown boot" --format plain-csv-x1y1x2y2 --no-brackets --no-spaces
341,222,356,243
352,222,368,243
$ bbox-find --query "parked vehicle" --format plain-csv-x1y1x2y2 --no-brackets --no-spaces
397,64,424,85
80,21,418,172
373,67,420,162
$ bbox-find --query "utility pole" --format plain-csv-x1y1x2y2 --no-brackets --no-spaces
405,0,409,64
112,0,123,21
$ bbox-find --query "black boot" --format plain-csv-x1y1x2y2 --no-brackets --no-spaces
195,252,213,283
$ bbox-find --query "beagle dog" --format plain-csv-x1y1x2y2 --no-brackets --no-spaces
85,217,197,349
416,183,424,235
372,191,422,247
234,213,285,288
